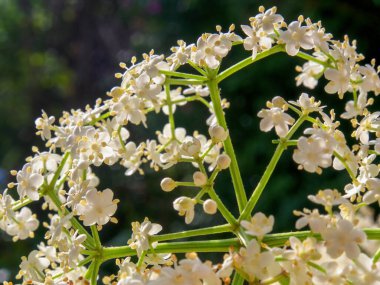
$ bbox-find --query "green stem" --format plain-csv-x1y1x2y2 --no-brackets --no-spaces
48,151,70,190
12,197,35,211
102,238,241,261
92,258,101,285
373,247,380,263
136,250,147,268
187,60,207,76
175,181,195,187
294,51,334,68
333,151,358,182
231,272,245,285
207,78,247,213
89,111,111,126
166,78,205,86
151,224,232,242
216,45,284,83
165,83,176,138
239,115,307,221
91,225,101,248
263,228,380,248
208,187,238,227
159,69,206,81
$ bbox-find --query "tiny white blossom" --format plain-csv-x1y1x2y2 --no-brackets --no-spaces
279,20,314,56
241,212,274,240
322,219,366,259
129,218,162,256
77,188,118,227
173,196,196,224
16,163,44,201
6,207,39,241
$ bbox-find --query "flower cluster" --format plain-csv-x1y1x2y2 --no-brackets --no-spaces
0,5,379,285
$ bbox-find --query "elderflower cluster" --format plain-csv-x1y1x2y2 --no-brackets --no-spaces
0,5,379,285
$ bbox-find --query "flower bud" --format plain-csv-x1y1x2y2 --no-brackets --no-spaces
216,154,231,170
160,177,176,192
193,171,207,187
180,137,201,157
203,199,217,215
209,125,228,143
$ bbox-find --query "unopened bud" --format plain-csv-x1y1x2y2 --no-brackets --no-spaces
209,125,228,142
193,171,207,187
180,137,201,157
203,199,217,215
160,177,177,192
216,154,231,170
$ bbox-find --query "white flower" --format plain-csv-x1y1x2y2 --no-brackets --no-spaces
289,93,323,114
253,6,284,33
19,250,50,282
324,64,351,98
44,213,73,244
322,219,366,259
30,152,62,174
308,189,347,211
363,178,380,205
78,128,115,166
293,136,333,174
193,29,240,69
240,212,274,240
16,163,44,201
354,112,380,145
312,261,347,285
129,218,162,256
111,94,147,126
296,59,325,89
358,64,380,94
258,106,295,137
6,207,39,240
279,20,314,56
341,91,370,119
173,196,196,224
77,188,118,227
0,190,14,228
294,208,329,233
167,40,193,69
346,253,380,284
238,239,281,282
241,24,272,59
35,110,55,140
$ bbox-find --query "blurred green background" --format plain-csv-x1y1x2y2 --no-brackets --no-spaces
0,0,379,280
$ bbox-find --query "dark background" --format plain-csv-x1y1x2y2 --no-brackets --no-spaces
0,0,379,280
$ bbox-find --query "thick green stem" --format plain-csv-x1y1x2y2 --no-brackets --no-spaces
207,78,247,213
90,258,101,285
102,238,241,261
151,224,232,242
239,116,307,221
